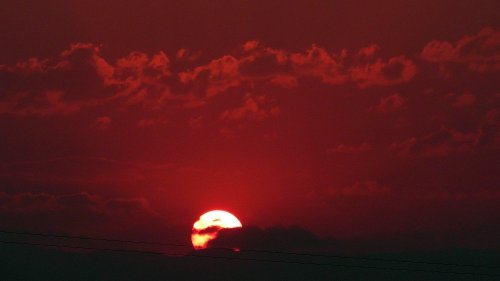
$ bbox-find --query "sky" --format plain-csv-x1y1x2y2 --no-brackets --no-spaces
1,0,500,258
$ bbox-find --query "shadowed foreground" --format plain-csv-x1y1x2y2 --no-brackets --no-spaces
1,243,499,281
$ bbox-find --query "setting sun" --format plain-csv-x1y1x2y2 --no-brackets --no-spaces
191,210,242,250
2,1,499,279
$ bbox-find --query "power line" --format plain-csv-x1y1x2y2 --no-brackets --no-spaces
0,229,186,247
0,239,498,277
228,247,500,269
1,229,498,270
186,253,500,277
0,239,164,256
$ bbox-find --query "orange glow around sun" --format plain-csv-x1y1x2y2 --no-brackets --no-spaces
191,210,242,250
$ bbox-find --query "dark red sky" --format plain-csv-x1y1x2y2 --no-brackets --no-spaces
1,0,499,252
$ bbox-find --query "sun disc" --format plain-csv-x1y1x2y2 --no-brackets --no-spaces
191,210,242,250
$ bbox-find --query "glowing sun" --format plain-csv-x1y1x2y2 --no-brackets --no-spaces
191,210,242,250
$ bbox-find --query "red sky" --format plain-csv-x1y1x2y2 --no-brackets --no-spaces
1,0,499,252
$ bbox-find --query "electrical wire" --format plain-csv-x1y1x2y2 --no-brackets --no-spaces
1,229,498,270
0,239,498,277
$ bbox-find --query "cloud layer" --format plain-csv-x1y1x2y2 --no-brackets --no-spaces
1,26,499,252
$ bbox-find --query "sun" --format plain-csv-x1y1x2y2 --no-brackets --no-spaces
191,210,242,250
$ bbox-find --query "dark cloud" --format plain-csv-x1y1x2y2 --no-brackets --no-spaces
0,191,157,234
327,143,371,154
209,225,334,252
304,181,500,250
1,41,418,119
477,108,500,146
374,93,405,113
0,43,111,116
322,181,390,198
219,95,280,122
105,197,153,214
350,56,416,88
391,127,479,157
93,116,112,130
421,27,500,72
0,43,178,116
0,157,180,194
451,93,476,108
179,55,242,98
287,45,416,87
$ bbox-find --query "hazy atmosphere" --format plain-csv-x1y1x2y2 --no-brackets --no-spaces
1,1,499,280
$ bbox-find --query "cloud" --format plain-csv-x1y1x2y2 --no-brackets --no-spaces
389,106,499,157
105,197,153,216
178,55,241,98
451,93,476,108
60,43,114,81
477,108,500,146
288,45,350,85
175,48,201,61
327,143,371,154
421,27,500,72
0,43,177,116
177,42,417,101
0,191,157,233
111,50,175,111
0,43,113,116
0,192,54,212
374,93,405,113
350,56,416,88
209,225,334,252
242,40,260,52
94,116,112,130
288,45,416,87
219,95,280,122
268,74,298,88
391,127,479,157
324,181,389,197
0,90,82,116
114,51,171,83
136,117,168,127
0,157,178,187
305,180,500,246
1,41,417,122
357,44,380,59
